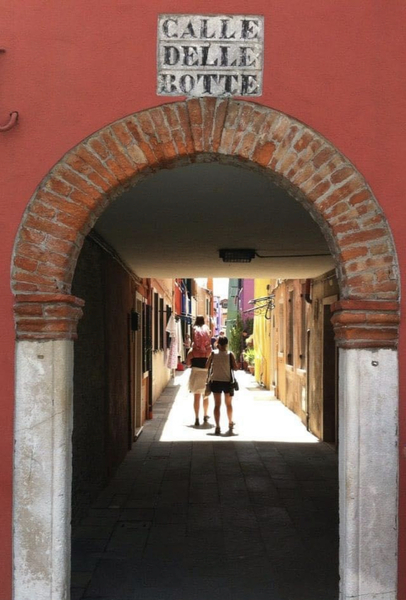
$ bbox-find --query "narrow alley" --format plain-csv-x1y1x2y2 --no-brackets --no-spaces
71,371,338,600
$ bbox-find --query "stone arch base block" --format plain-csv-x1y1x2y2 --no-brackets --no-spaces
14,340,73,600
339,348,398,600
11,99,400,600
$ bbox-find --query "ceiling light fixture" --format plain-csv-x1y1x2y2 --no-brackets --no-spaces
219,249,256,263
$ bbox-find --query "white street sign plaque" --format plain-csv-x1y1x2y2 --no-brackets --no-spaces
157,14,264,97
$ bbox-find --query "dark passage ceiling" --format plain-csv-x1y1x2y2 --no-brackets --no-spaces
94,163,334,278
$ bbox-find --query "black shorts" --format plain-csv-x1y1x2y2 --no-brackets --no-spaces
210,381,233,396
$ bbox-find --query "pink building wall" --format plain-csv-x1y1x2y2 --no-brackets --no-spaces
1,2,406,597
241,279,255,318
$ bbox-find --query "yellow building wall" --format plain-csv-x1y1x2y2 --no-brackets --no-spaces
253,279,272,389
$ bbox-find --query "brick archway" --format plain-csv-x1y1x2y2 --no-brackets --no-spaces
11,99,400,600
12,98,399,346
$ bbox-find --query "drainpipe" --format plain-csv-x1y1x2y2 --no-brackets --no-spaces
304,279,312,431
305,329,311,431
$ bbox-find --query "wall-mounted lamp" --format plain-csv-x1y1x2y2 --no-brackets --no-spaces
219,249,256,263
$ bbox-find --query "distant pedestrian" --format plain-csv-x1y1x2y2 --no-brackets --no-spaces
211,329,225,349
186,316,212,426
206,336,238,435
187,315,212,360
186,349,210,427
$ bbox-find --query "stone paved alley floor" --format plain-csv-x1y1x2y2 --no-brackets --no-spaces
71,371,339,600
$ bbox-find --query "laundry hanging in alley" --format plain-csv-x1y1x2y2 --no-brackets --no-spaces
166,314,178,369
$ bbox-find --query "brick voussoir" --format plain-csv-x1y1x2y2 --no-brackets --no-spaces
331,220,360,237
248,108,268,135
237,131,258,160
87,135,112,162
293,148,335,193
133,114,169,164
110,121,149,169
270,115,291,144
160,106,188,157
230,104,256,154
200,97,217,151
277,148,300,176
269,125,302,171
77,146,120,189
186,98,204,152
290,160,317,188
124,116,160,166
149,109,179,161
249,116,292,168
211,98,229,153
174,103,195,155
149,107,171,142
218,102,243,154
305,179,332,203
45,176,72,198
24,214,78,242
252,140,276,167
340,228,388,247
65,152,108,187
331,165,354,185
312,145,335,169
56,165,104,200
293,130,316,153
288,138,323,176
100,130,136,179
29,200,57,220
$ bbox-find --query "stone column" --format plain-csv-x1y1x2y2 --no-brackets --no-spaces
331,300,400,600
13,295,84,600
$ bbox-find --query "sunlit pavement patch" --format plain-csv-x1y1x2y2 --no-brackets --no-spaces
159,370,318,443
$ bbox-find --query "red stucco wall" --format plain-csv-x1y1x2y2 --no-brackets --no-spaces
2,2,406,597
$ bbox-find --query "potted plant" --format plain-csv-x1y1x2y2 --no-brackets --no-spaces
243,347,256,375
229,312,244,368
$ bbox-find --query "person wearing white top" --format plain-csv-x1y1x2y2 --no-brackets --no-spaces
206,336,238,435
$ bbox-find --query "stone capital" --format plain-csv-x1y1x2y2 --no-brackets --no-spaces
14,293,85,341
330,299,400,349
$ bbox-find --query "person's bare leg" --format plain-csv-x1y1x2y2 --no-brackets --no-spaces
213,393,222,433
203,395,209,421
225,393,234,429
194,393,201,424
